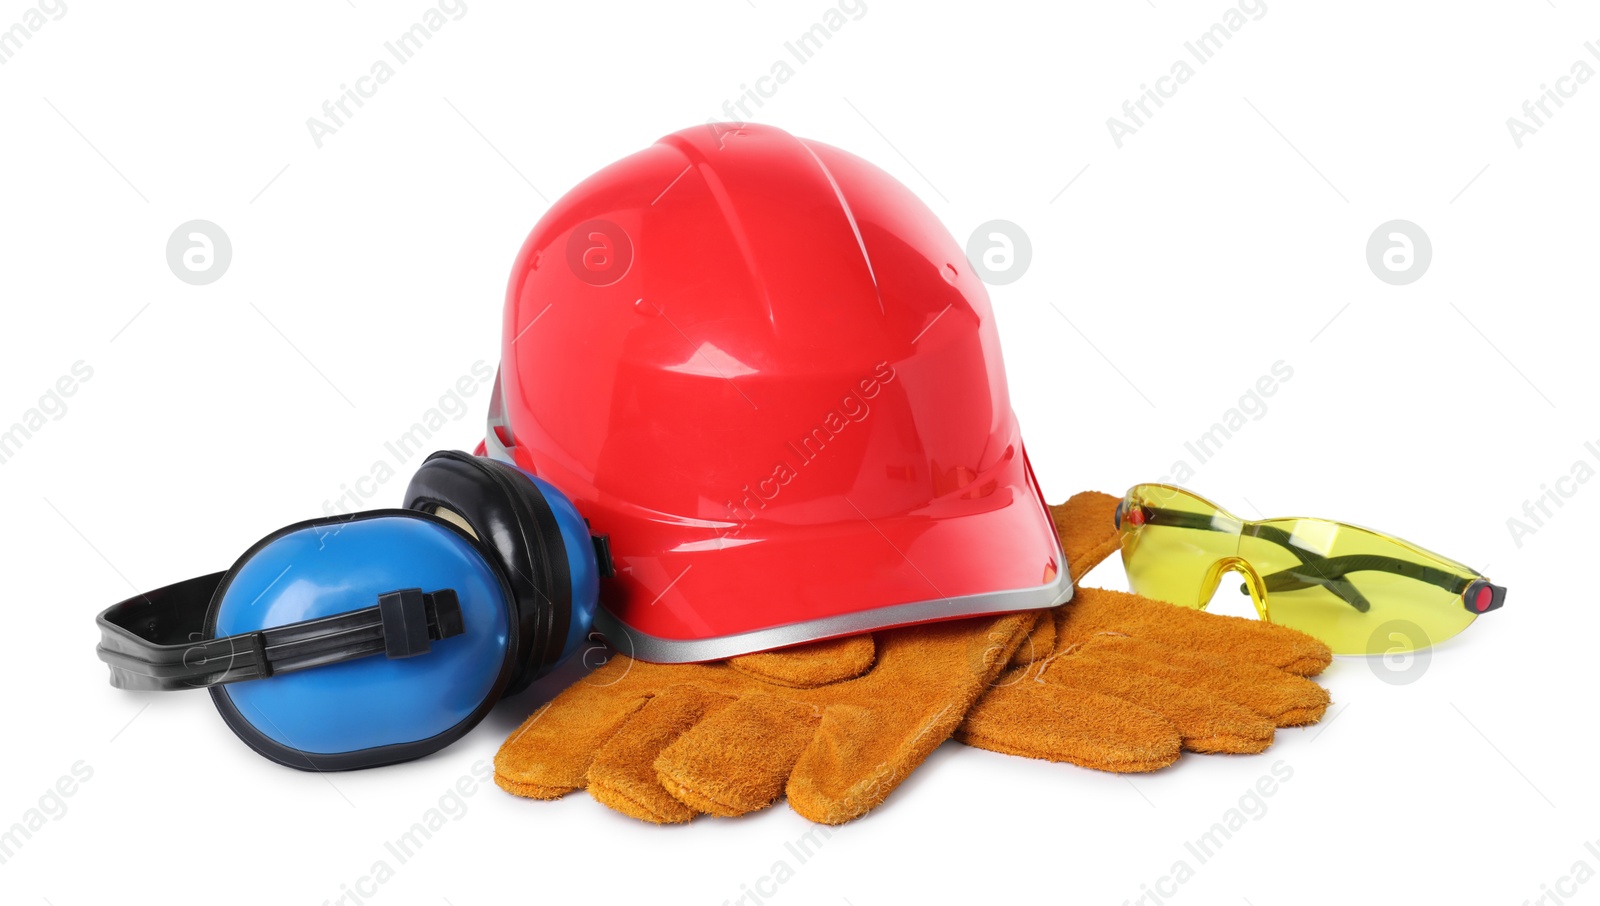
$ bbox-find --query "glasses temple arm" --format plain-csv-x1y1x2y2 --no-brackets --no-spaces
1254,554,1471,596
1141,507,1376,612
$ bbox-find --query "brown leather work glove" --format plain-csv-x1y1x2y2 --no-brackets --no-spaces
496,491,1332,824
957,491,1332,771
954,582,1329,770
725,492,1332,775
494,608,1035,825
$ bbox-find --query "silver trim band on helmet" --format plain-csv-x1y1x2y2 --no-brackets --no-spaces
591,563,1076,664
483,368,517,465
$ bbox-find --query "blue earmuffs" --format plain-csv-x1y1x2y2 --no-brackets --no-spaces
94,451,606,770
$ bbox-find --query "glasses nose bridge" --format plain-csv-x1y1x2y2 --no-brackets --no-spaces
1204,556,1270,621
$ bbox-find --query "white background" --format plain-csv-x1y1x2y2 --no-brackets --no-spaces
1,1,1595,904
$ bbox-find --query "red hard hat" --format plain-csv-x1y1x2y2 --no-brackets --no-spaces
484,122,1070,662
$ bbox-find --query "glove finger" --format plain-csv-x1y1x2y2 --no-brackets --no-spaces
727,635,876,688
655,693,821,817
494,658,646,800
1042,650,1276,755
956,680,1180,773
1061,587,1333,676
1004,611,1053,671
1051,491,1123,581
585,684,735,824
785,704,902,825
1085,635,1330,727
785,613,1034,825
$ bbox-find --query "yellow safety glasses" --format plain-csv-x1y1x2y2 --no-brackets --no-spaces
1114,484,1505,655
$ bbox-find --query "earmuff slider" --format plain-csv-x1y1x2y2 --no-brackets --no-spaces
379,588,463,658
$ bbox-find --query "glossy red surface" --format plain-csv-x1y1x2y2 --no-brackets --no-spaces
495,123,1061,651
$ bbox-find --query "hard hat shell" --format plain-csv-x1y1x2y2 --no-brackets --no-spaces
488,122,1070,662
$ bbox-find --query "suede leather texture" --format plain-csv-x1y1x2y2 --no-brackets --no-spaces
495,492,1331,824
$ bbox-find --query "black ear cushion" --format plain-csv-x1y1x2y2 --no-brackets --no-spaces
403,450,572,695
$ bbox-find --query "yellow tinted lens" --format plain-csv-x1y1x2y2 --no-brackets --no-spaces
1119,485,1242,608
1237,518,1478,655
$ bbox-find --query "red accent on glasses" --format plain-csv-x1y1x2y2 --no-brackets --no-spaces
1474,586,1493,612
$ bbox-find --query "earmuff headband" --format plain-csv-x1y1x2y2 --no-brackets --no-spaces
96,573,465,692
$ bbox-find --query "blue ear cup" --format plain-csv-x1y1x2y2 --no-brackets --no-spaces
402,450,600,694
94,449,607,771
208,510,518,770
522,471,601,670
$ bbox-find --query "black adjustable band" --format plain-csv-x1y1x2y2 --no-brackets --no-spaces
96,573,465,692
1138,507,1376,613
1256,553,1470,597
